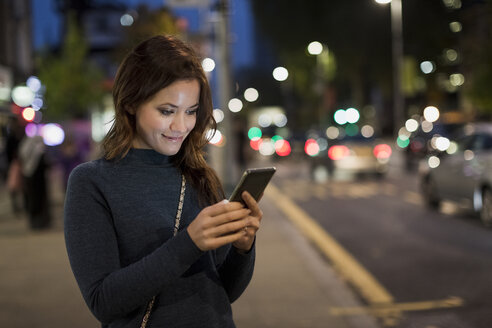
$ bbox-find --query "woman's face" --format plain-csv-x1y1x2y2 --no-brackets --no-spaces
133,79,200,156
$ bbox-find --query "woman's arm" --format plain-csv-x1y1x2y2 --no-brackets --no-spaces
64,164,204,323
216,191,262,302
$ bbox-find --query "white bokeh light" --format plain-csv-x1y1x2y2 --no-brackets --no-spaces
273,113,287,127
259,138,276,156
428,156,440,168
228,98,243,113
258,113,273,128
244,87,259,102
420,61,435,74
345,107,360,124
273,67,289,81
213,109,224,123
307,41,323,55
202,58,216,72
423,106,440,123
11,86,35,107
405,119,419,132
334,109,347,125
41,123,65,146
120,14,134,26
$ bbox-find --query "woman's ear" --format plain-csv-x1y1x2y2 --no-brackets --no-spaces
125,106,136,115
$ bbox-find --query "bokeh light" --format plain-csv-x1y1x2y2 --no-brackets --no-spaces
25,123,38,137
272,67,289,81
273,113,288,127
434,136,451,151
248,127,262,140
307,41,323,55
397,136,410,148
213,109,224,123
361,125,374,138
405,119,419,132
250,138,263,151
334,109,347,125
423,106,440,123
345,108,360,124
447,141,458,154
422,120,434,133
244,88,259,102
202,58,216,72
259,138,276,156
345,124,359,137
326,126,340,139
12,86,35,107
328,145,349,160
420,61,435,74
428,156,440,168
373,144,392,159
228,98,243,113
258,113,273,128
450,73,465,86
304,139,320,157
120,13,134,26
22,107,35,122
26,76,41,93
275,139,291,156
449,21,462,33
41,123,65,146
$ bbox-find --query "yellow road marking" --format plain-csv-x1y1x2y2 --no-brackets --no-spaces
266,184,465,326
266,184,394,305
330,296,464,316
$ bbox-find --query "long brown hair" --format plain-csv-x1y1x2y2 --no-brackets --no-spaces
103,35,224,205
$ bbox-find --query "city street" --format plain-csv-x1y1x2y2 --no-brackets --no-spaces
1,149,492,327
270,151,492,328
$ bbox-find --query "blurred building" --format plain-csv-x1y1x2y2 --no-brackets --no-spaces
55,0,126,79
0,0,33,115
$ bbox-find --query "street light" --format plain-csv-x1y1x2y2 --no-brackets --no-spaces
375,0,404,137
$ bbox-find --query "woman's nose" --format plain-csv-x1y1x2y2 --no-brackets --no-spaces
170,113,186,133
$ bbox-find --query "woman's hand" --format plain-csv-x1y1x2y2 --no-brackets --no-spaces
187,200,252,251
232,191,263,252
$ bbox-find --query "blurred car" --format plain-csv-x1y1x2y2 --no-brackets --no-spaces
419,122,492,226
405,122,464,171
309,133,392,179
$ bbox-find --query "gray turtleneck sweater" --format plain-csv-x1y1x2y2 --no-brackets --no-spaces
64,149,255,328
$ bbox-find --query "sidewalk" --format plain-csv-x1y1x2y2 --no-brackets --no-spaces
0,167,380,328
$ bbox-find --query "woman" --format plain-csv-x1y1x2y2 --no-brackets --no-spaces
64,35,262,328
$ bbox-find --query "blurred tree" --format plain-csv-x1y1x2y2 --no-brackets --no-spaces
37,12,104,120
461,0,492,116
114,5,179,62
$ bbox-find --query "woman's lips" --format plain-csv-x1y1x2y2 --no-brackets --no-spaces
163,134,183,142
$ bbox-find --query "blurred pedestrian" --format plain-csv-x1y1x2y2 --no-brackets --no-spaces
58,136,83,191
64,35,263,328
5,116,25,214
19,135,51,229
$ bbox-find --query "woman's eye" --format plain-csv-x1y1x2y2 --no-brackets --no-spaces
187,109,198,115
159,109,174,116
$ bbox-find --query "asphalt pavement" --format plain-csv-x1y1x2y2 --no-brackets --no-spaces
0,164,384,328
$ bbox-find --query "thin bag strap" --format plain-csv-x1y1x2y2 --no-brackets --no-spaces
140,174,186,328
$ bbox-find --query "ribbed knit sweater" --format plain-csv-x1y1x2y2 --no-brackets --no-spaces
64,149,255,328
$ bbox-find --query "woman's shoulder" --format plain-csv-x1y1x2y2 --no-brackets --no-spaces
69,158,110,182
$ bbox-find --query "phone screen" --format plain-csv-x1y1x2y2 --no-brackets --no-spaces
229,167,276,204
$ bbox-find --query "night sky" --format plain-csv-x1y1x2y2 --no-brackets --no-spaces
31,0,255,70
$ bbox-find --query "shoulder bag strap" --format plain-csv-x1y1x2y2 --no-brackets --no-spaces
140,174,186,328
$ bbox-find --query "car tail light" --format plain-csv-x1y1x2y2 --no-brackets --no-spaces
328,145,350,160
305,139,320,157
373,144,392,159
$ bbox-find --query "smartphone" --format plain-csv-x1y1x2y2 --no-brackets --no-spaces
229,167,276,204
